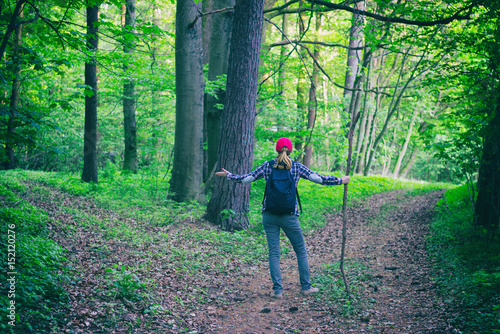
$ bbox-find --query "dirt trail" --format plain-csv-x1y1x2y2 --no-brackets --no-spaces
17,182,455,333
211,190,457,333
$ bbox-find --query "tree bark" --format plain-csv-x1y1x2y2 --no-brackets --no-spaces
202,0,213,65
475,99,500,240
206,0,235,179
82,2,99,183
393,109,418,177
343,0,365,105
400,145,418,178
0,0,26,61
169,0,205,202
122,0,138,173
303,12,322,168
277,12,289,129
295,11,308,161
205,0,264,231
4,4,23,170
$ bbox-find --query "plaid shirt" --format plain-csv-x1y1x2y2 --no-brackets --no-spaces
226,159,342,215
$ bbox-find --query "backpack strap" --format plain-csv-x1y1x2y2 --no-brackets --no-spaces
262,160,275,207
292,161,303,214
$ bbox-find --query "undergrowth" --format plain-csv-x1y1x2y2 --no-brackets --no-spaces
313,261,375,320
0,175,69,333
429,184,500,333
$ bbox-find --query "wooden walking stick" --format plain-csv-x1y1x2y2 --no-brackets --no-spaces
339,49,371,295
340,120,356,295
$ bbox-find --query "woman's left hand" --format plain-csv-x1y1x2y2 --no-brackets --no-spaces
342,175,351,184
215,168,230,177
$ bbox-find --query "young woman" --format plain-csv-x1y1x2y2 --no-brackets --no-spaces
215,137,350,299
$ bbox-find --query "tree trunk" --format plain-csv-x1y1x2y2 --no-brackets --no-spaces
82,2,99,183
169,0,205,202
343,0,365,104
364,50,410,176
122,0,138,173
278,12,288,95
206,0,264,231
393,109,417,177
5,4,23,170
202,0,213,65
202,0,213,181
303,12,322,168
475,99,500,240
0,0,26,61
206,0,235,179
400,145,417,178
295,12,308,161
354,53,374,173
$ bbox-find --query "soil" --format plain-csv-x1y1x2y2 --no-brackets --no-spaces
19,183,457,333
207,189,456,334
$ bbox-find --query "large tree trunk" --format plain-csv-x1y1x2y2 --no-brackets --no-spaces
206,0,235,179
303,12,322,168
169,0,205,202
202,0,213,65
393,109,418,177
4,5,23,170
475,99,500,240
82,2,99,183
122,0,138,173
206,0,264,231
202,0,213,181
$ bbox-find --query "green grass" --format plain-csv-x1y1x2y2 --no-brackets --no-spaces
428,184,500,333
0,174,69,333
312,261,375,319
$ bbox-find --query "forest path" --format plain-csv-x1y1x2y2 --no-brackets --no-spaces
17,181,454,333
212,189,457,333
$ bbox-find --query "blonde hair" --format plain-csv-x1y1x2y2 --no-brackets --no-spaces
274,147,293,170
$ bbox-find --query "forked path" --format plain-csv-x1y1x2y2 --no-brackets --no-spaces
211,190,456,333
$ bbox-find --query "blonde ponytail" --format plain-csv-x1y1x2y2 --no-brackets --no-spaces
274,147,293,170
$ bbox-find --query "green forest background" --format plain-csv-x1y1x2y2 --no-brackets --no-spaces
0,0,499,333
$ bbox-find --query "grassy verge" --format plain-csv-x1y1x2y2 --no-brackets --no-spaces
428,184,500,333
0,174,69,333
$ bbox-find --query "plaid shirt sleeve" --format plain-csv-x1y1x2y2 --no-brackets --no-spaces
296,162,343,185
226,161,268,183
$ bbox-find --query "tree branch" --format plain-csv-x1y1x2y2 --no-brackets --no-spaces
303,0,474,26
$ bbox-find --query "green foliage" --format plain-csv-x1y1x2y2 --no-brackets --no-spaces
313,261,374,319
105,264,146,301
428,184,500,332
0,175,69,333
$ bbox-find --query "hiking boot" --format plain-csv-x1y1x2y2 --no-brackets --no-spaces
302,287,319,296
271,292,283,300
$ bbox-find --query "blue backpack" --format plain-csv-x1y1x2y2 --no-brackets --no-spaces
263,160,302,215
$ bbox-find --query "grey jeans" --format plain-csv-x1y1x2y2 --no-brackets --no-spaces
262,212,312,294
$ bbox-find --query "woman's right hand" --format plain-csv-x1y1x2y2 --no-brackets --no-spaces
215,168,230,177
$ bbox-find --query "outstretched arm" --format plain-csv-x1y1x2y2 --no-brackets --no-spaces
298,163,350,185
214,161,268,184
